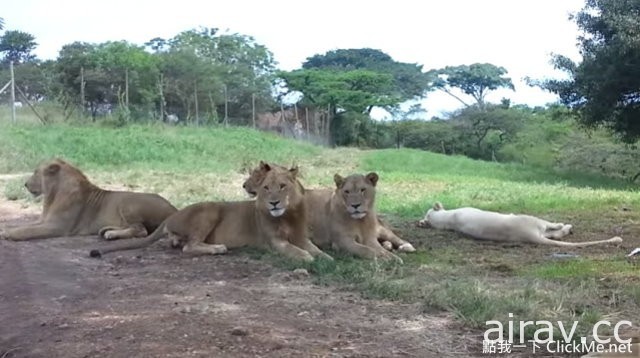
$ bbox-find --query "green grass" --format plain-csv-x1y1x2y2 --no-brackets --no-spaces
1,122,638,343
526,258,637,279
0,122,322,173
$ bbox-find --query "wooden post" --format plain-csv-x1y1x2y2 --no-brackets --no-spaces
10,61,16,123
305,107,310,136
158,73,165,121
251,93,256,128
326,103,331,142
124,68,129,109
223,84,228,127
194,81,199,125
280,101,285,133
80,66,85,116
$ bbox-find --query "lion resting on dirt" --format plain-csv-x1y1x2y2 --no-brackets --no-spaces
0,159,177,241
243,162,415,255
90,165,331,262
418,202,623,247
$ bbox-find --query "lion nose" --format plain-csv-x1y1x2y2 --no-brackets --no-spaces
351,203,361,209
269,200,280,207
242,183,247,189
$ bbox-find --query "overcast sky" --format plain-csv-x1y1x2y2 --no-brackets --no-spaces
4,0,585,118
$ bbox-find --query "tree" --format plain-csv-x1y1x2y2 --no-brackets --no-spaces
166,28,276,123
278,68,396,144
0,30,37,64
536,0,640,142
428,63,514,109
303,48,431,107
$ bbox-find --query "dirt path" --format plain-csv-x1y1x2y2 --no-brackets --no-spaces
0,212,481,358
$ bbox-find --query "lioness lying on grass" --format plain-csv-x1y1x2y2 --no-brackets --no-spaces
418,202,623,247
90,165,331,262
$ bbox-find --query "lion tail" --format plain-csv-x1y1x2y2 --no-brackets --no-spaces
89,222,167,258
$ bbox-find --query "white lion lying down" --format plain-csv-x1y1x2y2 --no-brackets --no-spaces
418,202,623,247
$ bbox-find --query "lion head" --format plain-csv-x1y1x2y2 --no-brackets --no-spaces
333,172,378,220
418,202,444,227
25,159,90,197
242,161,287,198
257,164,304,218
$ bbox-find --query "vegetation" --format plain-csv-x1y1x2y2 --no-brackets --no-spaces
537,0,640,142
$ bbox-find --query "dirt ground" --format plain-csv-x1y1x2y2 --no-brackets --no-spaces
0,199,485,358
1,194,638,358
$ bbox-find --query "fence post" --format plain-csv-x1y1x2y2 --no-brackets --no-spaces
252,93,256,128
194,81,199,125
10,61,16,123
125,68,129,109
223,84,228,127
80,66,85,117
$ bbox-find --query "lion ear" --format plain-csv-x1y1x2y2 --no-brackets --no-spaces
45,163,61,175
289,165,299,177
365,172,379,187
433,202,444,211
334,174,345,188
259,161,271,172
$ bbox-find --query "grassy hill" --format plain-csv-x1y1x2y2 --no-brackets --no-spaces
1,122,638,342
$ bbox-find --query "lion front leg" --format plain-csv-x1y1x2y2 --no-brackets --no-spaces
376,225,415,252
334,236,403,263
0,223,65,241
99,223,148,240
269,237,314,262
295,239,334,261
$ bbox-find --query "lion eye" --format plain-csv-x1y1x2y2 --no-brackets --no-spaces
263,185,269,191
344,190,350,194
360,188,366,193
279,183,286,190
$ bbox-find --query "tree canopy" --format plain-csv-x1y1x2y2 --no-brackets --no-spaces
0,30,37,64
539,0,640,142
428,63,514,109
302,48,431,103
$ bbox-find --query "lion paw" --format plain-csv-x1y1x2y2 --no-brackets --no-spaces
381,240,393,251
398,243,416,252
319,251,334,261
102,231,119,240
211,244,228,255
300,252,315,263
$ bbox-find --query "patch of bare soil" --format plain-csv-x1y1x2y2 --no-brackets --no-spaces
0,210,481,358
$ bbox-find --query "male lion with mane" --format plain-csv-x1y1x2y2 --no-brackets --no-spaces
418,202,623,247
243,162,415,255
90,165,331,262
0,159,177,241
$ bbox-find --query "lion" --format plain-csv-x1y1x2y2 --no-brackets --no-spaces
89,165,332,262
309,172,405,262
0,159,177,241
243,162,415,254
418,202,623,247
